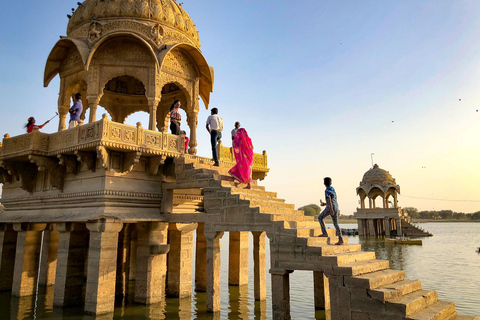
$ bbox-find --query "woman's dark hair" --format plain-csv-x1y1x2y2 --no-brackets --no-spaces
24,117,35,129
170,100,180,111
324,177,332,186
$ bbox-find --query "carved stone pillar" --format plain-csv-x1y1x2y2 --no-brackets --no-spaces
38,224,59,287
270,269,292,320
12,223,46,297
87,95,101,123
195,223,207,292
148,98,160,131
205,231,224,312
187,112,198,155
0,224,17,292
116,224,132,298
58,110,68,132
313,271,330,310
253,231,266,301
135,222,169,304
368,219,376,236
166,223,197,298
385,218,391,236
228,231,249,286
396,218,402,236
54,223,89,307
84,219,123,315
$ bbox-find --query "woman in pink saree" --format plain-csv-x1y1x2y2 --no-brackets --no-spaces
229,128,253,189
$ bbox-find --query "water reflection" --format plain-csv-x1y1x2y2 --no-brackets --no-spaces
228,286,249,320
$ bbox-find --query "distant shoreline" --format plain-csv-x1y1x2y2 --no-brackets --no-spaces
334,218,480,224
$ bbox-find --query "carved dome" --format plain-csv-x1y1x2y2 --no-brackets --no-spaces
67,0,200,47
360,164,396,187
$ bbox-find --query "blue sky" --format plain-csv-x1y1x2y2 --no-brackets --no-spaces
1,1,479,214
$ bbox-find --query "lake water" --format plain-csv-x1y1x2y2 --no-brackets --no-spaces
0,222,478,319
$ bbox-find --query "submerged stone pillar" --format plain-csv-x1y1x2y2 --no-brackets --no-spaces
357,219,364,236
368,219,376,236
313,271,330,310
116,224,133,298
0,224,17,292
38,224,59,287
385,218,391,236
396,218,402,236
12,223,46,297
195,223,207,292
270,269,292,320
205,231,224,313
84,219,123,315
167,223,197,298
253,231,266,300
54,223,89,307
135,222,169,304
228,231,249,286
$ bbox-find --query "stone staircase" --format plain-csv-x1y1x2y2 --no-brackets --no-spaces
401,218,434,237
171,158,477,320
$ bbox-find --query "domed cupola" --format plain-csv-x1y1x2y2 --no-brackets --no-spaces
356,164,400,209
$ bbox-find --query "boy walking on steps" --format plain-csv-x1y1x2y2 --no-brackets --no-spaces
318,177,344,245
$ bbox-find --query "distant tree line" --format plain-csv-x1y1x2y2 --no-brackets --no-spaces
403,207,480,220
298,204,355,219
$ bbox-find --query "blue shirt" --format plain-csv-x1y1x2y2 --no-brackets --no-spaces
69,100,83,122
325,186,339,212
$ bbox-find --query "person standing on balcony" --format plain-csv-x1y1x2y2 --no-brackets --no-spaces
181,130,189,153
25,117,50,133
206,107,223,166
68,93,83,129
318,177,344,245
228,128,253,189
170,100,181,135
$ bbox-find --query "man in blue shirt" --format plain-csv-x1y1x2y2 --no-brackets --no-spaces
318,177,343,245
68,93,83,129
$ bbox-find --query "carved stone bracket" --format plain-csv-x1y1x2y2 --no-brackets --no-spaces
123,151,142,173
148,155,167,175
96,145,110,170
75,150,96,172
57,154,79,175
0,166,12,184
0,161,37,193
29,155,66,191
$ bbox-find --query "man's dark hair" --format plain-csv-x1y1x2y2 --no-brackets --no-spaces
211,108,218,114
75,93,82,100
324,177,332,186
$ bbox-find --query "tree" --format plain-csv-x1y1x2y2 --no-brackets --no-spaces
439,210,453,219
472,211,480,220
298,204,321,217
404,207,419,218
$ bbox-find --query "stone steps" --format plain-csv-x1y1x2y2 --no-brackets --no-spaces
345,269,406,289
248,199,295,210
405,300,456,320
222,181,275,197
368,279,423,301
333,259,390,276
386,289,438,317
449,316,478,320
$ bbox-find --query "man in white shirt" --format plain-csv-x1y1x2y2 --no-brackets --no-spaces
206,108,223,166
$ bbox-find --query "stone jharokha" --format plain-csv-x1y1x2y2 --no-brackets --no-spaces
0,1,474,319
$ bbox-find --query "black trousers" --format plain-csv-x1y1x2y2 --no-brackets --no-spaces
210,130,222,164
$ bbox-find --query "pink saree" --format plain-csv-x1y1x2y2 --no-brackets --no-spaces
228,128,254,184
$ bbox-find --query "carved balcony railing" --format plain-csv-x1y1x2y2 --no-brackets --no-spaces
0,114,185,159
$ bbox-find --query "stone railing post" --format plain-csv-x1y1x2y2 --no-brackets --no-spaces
84,219,123,315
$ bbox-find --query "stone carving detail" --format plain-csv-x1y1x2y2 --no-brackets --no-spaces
0,167,12,184
88,21,103,43
123,151,142,172
0,161,37,193
148,155,166,175
97,145,110,169
57,154,79,175
29,155,66,191
168,138,178,150
75,150,96,172
162,49,198,79
151,24,164,46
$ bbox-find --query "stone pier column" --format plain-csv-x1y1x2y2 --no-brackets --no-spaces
0,224,17,292
38,224,59,287
205,231,224,313
12,223,46,297
368,219,376,236
385,218,391,236
54,223,89,307
134,222,169,304
357,220,364,236
270,269,292,320
187,112,198,155
228,231,249,286
313,271,330,310
252,231,266,300
167,223,197,298
84,219,123,315
148,98,160,131
195,223,207,292
396,218,402,236
116,224,132,298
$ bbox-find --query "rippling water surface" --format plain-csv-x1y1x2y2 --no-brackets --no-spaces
1,222,478,319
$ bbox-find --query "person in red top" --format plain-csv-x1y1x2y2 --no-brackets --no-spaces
169,100,181,135
25,117,50,133
181,131,189,153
